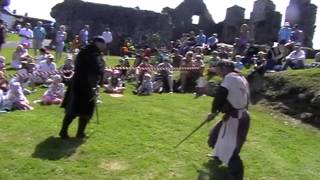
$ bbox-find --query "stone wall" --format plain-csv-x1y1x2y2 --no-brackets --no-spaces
222,5,246,44
250,0,282,44
285,0,317,47
51,0,173,54
163,0,216,39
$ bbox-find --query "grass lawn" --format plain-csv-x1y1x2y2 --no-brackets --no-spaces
1,48,320,179
266,68,320,92
6,33,20,42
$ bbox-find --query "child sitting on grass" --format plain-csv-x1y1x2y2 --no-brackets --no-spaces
104,70,125,94
7,82,33,110
59,57,74,84
133,73,153,96
41,75,65,105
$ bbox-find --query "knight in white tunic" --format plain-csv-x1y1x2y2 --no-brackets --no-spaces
206,60,250,180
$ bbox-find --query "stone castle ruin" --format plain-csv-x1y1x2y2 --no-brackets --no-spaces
51,0,317,54
286,0,317,47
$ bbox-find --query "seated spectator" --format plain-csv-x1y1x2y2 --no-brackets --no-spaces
242,40,259,66
136,57,153,84
278,22,292,44
104,70,125,94
12,62,36,94
171,48,183,68
282,43,306,70
0,56,5,71
35,48,49,65
0,71,8,92
7,82,33,110
154,58,174,93
41,75,65,105
11,45,30,69
207,33,219,51
33,54,57,84
179,51,194,93
195,30,207,47
193,54,205,78
207,51,221,80
59,57,74,84
193,46,204,59
291,24,304,45
116,56,130,79
256,51,267,66
219,46,230,59
133,73,153,96
0,72,11,112
235,55,245,70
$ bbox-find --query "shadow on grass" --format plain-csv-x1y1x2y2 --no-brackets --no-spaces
32,136,85,161
197,159,229,180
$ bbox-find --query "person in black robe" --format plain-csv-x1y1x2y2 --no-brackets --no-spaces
59,36,106,139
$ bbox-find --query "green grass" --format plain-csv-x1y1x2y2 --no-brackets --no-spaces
6,33,20,42
1,48,320,179
266,68,320,92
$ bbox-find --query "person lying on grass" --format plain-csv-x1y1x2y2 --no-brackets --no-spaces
104,70,125,94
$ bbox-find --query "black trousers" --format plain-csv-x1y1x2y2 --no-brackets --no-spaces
228,150,244,180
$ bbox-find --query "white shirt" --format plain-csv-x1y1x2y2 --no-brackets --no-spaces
35,54,48,65
221,72,249,109
102,31,113,43
19,28,34,45
36,61,56,79
286,50,306,62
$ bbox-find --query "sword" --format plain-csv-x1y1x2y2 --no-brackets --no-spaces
175,112,218,148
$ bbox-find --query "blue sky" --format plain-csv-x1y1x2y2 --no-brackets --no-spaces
8,0,320,48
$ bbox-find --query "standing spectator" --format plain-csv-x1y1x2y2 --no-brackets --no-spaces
278,22,292,44
55,25,67,62
282,43,306,70
19,23,33,48
196,30,207,47
33,21,47,56
0,20,6,51
291,24,304,45
102,27,113,55
102,27,113,44
207,33,219,51
79,25,90,47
